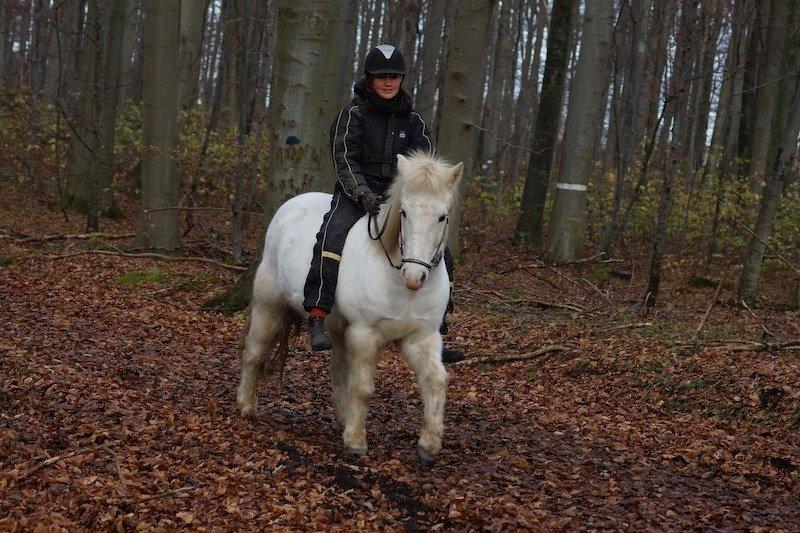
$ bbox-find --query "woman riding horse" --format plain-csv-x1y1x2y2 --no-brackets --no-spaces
303,44,463,363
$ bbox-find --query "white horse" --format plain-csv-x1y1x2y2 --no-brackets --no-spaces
236,151,463,465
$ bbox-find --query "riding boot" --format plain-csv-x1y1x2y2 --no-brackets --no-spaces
308,317,332,351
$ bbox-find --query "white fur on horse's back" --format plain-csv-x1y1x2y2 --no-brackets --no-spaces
255,192,334,313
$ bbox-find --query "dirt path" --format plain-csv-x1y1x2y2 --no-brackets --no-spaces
2,250,799,530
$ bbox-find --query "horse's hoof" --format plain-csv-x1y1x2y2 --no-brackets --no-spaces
345,444,367,456
417,445,436,469
237,396,257,419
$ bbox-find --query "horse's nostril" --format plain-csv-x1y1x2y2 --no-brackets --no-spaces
420,272,427,284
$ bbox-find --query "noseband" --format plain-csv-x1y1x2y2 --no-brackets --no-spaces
368,209,448,272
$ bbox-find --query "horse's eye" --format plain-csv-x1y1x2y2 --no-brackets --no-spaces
438,214,447,222
400,210,407,218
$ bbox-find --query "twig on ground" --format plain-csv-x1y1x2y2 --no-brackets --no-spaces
580,277,611,301
472,288,585,313
499,264,561,290
733,218,800,279
497,263,546,275
112,484,201,505
740,299,774,338
100,444,128,496
47,249,246,271
454,345,566,366
678,338,800,352
691,276,725,342
596,322,653,333
552,254,625,266
145,206,262,217
16,445,104,481
15,232,136,244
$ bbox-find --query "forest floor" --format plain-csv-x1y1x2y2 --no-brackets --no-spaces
1,183,799,531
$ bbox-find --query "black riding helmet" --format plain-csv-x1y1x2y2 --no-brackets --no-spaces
364,44,406,77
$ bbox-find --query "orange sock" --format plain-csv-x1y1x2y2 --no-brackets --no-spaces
309,307,327,319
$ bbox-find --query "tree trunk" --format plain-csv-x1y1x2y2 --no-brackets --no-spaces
480,0,512,173
546,0,614,263
0,3,11,84
747,0,788,185
398,0,421,97
63,1,125,227
513,0,576,246
642,139,678,309
137,0,181,250
510,1,544,180
437,0,493,259
415,0,445,126
339,0,359,101
737,48,800,304
706,0,749,262
178,0,208,111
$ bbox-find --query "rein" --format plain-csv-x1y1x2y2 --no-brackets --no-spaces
368,208,448,272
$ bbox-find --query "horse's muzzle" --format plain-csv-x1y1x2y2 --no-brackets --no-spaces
402,265,427,291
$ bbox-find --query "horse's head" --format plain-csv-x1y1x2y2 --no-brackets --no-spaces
380,152,463,291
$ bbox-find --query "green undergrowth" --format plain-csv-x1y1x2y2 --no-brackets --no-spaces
114,267,218,291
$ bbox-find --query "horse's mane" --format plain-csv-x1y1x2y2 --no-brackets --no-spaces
380,151,456,258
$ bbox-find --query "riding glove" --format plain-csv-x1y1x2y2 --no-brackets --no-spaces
361,190,382,215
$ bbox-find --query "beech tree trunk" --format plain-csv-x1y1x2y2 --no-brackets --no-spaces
546,0,614,263
513,0,576,246
415,0,445,126
137,0,181,250
177,0,208,111
737,40,800,304
437,0,493,259
63,0,125,228
747,0,788,183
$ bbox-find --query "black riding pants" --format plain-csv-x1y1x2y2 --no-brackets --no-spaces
303,185,454,313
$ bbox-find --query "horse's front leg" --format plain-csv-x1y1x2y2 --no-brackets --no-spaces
340,325,381,455
402,332,447,467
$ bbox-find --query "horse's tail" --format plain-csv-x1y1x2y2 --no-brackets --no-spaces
259,311,302,390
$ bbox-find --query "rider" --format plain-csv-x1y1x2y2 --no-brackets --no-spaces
302,44,463,363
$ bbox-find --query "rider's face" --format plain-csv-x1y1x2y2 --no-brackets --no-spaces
371,74,402,100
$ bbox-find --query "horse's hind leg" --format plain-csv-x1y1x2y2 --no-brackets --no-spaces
329,331,348,424
402,332,447,466
340,325,381,455
237,297,283,417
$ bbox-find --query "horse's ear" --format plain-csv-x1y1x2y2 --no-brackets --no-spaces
396,154,410,175
447,162,464,187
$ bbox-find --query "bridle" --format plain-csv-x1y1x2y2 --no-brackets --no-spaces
368,206,449,272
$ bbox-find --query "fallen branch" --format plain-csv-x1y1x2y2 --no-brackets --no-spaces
733,218,800,279
597,322,653,333
16,232,136,244
454,345,566,366
552,254,625,266
47,249,246,271
740,299,773,338
144,206,262,217
111,484,201,505
472,288,586,313
17,445,104,481
678,338,800,352
497,263,546,275
691,276,725,342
